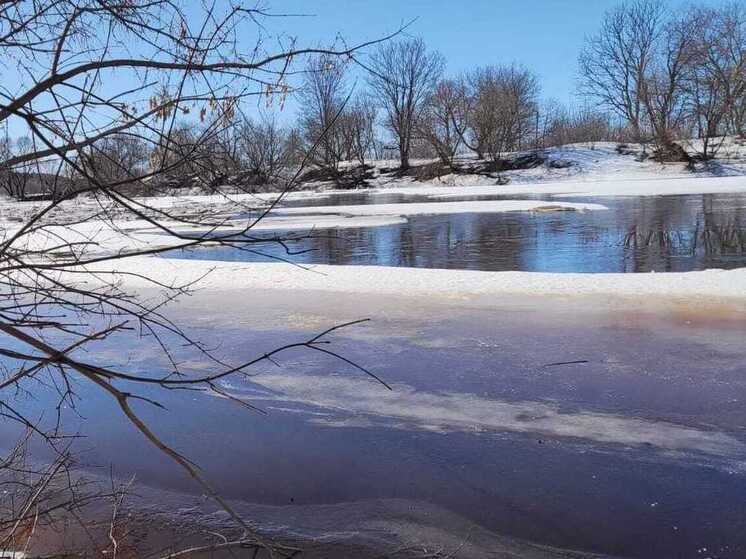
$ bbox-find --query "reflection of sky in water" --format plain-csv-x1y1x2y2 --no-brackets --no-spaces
168,193,746,273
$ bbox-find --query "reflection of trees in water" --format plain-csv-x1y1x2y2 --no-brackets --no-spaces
622,211,746,271
320,214,532,271
620,194,746,271
623,221,745,254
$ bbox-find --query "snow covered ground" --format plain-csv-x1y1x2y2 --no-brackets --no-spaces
276,141,746,200
137,141,746,212
354,174,746,200
282,139,746,192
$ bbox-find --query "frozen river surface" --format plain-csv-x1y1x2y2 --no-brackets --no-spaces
9,291,746,559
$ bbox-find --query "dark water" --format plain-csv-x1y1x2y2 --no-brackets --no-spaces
169,193,746,273
5,298,746,558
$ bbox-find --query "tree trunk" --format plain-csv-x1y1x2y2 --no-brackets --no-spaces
399,145,410,170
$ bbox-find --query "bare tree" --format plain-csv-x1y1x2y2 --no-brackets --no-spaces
239,113,292,184
683,3,746,148
708,3,746,137
338,96,378,167
680,8,730,159
579,0,665,143
417,78,470,165
0,137,31,199
299,53,349,176
78,133,150,185
284,126,306,167
544,102,617,148
639,10,699,158
579,0,714,161
146,119,250,191
205,121,245,179
464,67,496,159
465,65,540,160
367,38,444,169
148,123,201,185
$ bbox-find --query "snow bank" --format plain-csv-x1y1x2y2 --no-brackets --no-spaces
99,257,746,302
269,141,746,196
341,175,746,201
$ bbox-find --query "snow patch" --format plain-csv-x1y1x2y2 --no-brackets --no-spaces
222,373,746,459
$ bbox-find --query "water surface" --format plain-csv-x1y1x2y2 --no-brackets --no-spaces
170,193,746,273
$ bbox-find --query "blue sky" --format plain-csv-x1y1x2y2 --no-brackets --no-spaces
3,0,727,139
262,0,725,107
